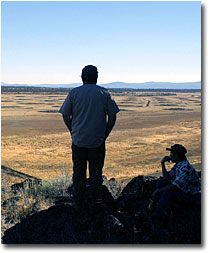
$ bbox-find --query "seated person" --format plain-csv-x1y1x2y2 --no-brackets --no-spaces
151,144,201,221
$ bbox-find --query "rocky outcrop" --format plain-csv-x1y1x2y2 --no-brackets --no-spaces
2,175,201,244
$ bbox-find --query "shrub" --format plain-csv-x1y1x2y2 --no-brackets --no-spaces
1,171,72,237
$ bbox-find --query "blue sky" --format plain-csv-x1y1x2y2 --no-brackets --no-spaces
1,1,201,84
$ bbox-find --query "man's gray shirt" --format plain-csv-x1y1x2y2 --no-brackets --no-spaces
59,84,120,148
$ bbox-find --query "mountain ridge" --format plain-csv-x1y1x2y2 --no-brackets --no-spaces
1,81,201,89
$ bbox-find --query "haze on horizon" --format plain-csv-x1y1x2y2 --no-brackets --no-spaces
1,1,201,85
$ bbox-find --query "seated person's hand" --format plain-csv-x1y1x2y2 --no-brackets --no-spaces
161,156,171,163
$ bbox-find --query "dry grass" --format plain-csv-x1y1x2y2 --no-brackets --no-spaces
1,91,201,183
1,168,72,237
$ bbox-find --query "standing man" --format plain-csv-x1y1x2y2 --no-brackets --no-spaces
59,65,120,208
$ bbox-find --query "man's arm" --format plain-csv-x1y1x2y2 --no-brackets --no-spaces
152,183,177,200
161,156,172,180
105,114,116,140
62,115,72,133
158,184,177,192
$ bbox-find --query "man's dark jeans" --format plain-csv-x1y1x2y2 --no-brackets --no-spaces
72,143,105,203
154,178,198,219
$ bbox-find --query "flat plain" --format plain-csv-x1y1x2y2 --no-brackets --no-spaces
1,88,201,186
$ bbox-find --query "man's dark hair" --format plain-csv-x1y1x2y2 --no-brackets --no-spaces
81,65,98,84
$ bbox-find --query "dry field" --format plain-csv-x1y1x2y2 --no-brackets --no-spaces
1,89,201,186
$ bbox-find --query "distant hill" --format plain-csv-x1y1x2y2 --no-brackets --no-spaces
1,81,201,90
100,81,201,89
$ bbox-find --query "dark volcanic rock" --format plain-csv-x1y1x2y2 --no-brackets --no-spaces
2,204,131,244
116,175,157,211
2,176,201,244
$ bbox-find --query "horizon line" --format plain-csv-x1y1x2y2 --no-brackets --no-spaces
1,80,201,86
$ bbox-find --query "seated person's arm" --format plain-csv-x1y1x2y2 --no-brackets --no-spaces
152,182,177,200
158,184,177,192
161,156,172,180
